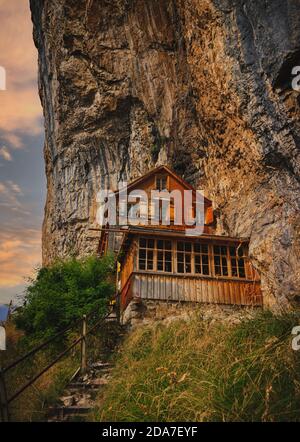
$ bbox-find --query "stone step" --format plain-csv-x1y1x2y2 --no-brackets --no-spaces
46,317,125,422
90,360,114,366
69,377,110,390
79,369,113,380
48,405,91,419
89,361,114,369
105,314,118,320
66,390,99,400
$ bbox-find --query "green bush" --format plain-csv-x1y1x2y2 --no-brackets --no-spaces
94,310,300,422
15,255,115,342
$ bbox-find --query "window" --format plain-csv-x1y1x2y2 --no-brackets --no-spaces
157,240,172,272
212,244,246,278
194,243,210,275
137,238,247,279
177,241,192,274
128,201,148,223
150,198,171,225
229,245,246,278
213,245,228,276
138,238,172,272
156,175,167,191
139,238,154,270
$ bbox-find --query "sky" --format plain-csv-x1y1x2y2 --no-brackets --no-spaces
0,1,45,304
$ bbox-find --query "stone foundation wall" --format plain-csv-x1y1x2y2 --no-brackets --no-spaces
122,297,260,327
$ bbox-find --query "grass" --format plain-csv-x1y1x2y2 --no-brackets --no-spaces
1,318,121,421
92,310,300,422
1,321,79,421
0,254,115,421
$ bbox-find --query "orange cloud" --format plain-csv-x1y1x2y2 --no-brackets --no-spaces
0,0,42,146
0,228,41,288
0,180,27,213
0,2,43,303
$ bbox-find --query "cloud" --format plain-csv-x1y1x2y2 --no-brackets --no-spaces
1,133,23,149
7,180,22,194
0,284,26,305
0,180,22,196
0,228,41,289
0,0,43,146
0,2,44,305
0,180,27,214
0,146,12,161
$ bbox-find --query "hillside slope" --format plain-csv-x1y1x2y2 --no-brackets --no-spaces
93,311,300,422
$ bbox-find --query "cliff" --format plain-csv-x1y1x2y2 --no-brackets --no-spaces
30,0,300,309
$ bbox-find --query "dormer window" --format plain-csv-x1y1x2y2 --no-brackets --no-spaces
156,175,168,191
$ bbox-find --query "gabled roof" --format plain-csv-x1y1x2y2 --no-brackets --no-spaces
115,165,212,205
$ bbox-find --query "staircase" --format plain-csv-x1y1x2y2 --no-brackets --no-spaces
47,314,126,422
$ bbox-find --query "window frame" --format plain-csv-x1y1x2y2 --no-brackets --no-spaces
138,238,155,271
212,244,229,277
229,244,246,279
157,239,173,273
194,242,210,276
210,241,247,279
155,175,168,191
176,241,193,274
137,237,248,279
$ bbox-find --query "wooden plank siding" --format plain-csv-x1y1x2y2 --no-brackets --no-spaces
114,165,213,233
99,165,215,256
106,166,264,311
119,235,263,310
129,272,262,306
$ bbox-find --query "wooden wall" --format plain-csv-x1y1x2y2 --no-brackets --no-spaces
125,272,263,307
116,171,212,231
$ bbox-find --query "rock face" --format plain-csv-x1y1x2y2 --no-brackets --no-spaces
30,0,300,309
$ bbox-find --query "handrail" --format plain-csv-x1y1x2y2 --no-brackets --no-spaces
7,335,82,405
0,304,115,421
86,310,112,336
2,317,83,374
2,304,108,374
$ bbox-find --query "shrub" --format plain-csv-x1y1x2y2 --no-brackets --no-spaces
15,255,115,342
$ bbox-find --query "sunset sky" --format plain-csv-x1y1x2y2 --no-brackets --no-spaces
0,1,45,304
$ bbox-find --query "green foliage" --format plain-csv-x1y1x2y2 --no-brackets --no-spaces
15,255,115,342
94,310,300,422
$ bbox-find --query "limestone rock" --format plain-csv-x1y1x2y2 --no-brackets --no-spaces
30,0,300,309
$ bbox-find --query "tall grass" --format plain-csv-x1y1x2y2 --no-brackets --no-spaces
2,319,117,421
0,321,78,421
93,310,300,422
0,255,116,421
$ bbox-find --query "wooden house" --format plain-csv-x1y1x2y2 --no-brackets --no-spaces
98,166,262,314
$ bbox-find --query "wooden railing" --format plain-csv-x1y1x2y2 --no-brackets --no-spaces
0,306,114,422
